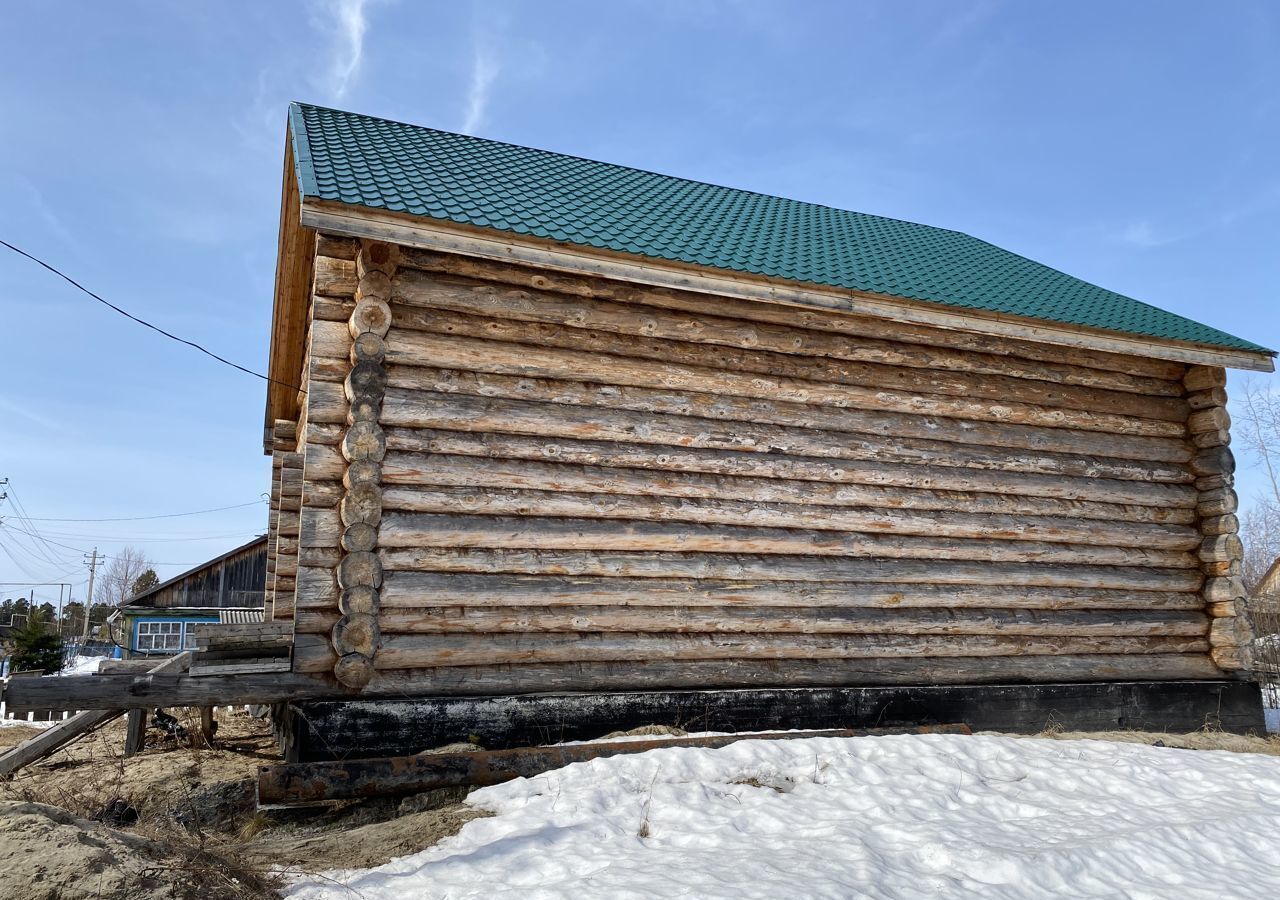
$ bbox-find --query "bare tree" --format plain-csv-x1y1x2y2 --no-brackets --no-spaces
95,546,155,606
1236,379,1280,593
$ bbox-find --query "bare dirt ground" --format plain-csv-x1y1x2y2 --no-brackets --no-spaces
0,709,485,899
0,711,1275,899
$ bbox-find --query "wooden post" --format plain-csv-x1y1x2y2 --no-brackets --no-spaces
199,706,215,746
124,709,146,757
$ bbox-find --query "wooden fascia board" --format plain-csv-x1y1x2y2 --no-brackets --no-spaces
263,139,315,453
299,198,1275,374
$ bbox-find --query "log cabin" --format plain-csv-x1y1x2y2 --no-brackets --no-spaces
262,103,1274,755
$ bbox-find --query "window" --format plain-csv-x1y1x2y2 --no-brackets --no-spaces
135,620,192,653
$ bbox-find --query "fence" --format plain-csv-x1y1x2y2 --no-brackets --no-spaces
1247,595,1280,719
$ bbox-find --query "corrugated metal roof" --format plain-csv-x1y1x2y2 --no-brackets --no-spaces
219,608,266,625
289,102,1271,356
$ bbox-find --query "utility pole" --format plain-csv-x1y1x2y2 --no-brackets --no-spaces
82,548,105,643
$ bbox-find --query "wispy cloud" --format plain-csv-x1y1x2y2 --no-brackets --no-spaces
12,176,74,246
0,395,63,432
315,0,376,102
1111,184,1280,249
928,0,1002,47
1114,219,1184,249
462,41,500,134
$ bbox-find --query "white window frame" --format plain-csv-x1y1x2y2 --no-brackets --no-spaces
135,620,197,654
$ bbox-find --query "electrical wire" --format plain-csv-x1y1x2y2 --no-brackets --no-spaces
0,523,215,567
22,499,267,523
17,526,264,544
0,486,77,569
0,238,303,393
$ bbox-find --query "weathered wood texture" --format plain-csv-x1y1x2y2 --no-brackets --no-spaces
286,680,1265,761
283,246,1239,690
1184,367,1251,671
267,421,298,621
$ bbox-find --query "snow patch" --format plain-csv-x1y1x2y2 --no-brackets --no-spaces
285,734,1280,899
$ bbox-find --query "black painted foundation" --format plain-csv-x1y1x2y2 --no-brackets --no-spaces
277,680,1266,762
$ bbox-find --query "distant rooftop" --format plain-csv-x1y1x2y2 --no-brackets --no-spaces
288,102,1271,356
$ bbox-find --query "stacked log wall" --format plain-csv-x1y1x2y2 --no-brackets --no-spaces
287,239,1246,694
267,420,298,621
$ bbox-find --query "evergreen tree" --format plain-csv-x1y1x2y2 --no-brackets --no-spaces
6,609,65,674
131,568,160,597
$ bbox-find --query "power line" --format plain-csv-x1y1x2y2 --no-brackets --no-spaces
22,498,267,523
0,523,217,567
0,238,303,393
0,485,75,569
23,527,264,544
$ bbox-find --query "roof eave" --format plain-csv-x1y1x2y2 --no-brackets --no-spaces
128,535,269,605
263,112,317,454
298,197,1276,374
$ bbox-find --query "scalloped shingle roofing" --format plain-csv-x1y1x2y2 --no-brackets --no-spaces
289,102,1270,356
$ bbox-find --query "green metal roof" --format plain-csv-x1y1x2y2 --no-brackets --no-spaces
289,102,1271,356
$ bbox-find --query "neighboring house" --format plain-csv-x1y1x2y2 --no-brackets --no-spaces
261,104,1273,749
1250,558,1280,682
110,536,267,658
1254,557,1280,600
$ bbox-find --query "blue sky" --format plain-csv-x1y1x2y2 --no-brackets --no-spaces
1,1,1277,605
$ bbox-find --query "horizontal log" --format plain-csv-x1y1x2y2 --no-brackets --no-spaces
381,390,1193,483
1190,447,1234,477
297,605,1208,637
317,235,359,260
386,330,1185,438
310,318,353,367
378,548,1205,591
1188,407,1230,434
1196,476,1232,494
393,267,1185,396
292,632,1208,671
396,249,1188,383
355,653,1223,695
313,296,356,324
1199,534,1244,564
314,255,357,297
1192,429,1230,449
373,573,1204,612
384,428,1197,512
376,512,1199,568
1184,366,1227,392
388,292,1188,423
296,566,336,608
1,656,1223,710
1202,576,1246,604
381,453,1200,532
304,442,346,481
308,380,347,424
384,364,1190,468
306,424,345,448
0,672,339,712
1211,647,1247,671
1187,388,1227,411
1197,488,1238,517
